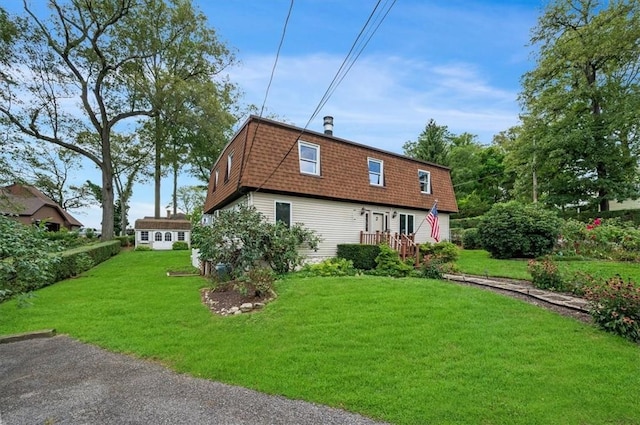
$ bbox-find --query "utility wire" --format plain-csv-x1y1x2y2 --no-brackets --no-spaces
255,0,396,192
238,0,295,184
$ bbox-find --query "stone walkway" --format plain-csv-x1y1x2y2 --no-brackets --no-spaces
443,274,589,312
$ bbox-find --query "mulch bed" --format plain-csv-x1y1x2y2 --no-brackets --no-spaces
200,281,274,316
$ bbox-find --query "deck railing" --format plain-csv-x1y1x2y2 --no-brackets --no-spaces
359,231,421,267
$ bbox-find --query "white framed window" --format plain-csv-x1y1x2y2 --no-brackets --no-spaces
178,231,185,241
418,170,431,194
164,232,172,242
140,231,149,241
226,151,234,181
368,158,383,186
298,141,320,176
154,232,162,241
399,213,415,235
275,201,292,228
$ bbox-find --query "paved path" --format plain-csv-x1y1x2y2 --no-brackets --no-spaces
444,274,589,312
0,336,388,425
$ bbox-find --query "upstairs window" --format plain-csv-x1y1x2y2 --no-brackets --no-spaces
226,151,234,181
368,158,383,186
418,170,431,194
275,201,292,228
298,141,320,176
213,169,219,191
399,213,415,235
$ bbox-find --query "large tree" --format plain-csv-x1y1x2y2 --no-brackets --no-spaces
403,119,452,166
129,0,237,217
520,0,640,211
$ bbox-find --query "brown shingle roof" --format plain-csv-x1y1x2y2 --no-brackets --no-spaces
134,216,192,230
204,116,458,214
0,183,83,227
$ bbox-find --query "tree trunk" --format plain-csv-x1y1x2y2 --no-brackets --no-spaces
172,162,178,215
100,142,115,240
154,115,162,218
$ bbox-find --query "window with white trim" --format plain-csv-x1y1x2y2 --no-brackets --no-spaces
178,231,185,241
164,232,172,242
154,232,162,241
418,170,431,194
298,141,320,176
275,201,291,228
368,158,383,186
226,151,234,181
399,213,415,235
141,231,149,241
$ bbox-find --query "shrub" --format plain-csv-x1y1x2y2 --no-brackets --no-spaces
478,202,561,259
238,267,276,297
51,241,120,281
420,241,459,263
336,244,380,270
114,236,133,247
585,276,640,343
0,216,60,298
557,217,640,261
172,241,189,250
527,258,566,291
301,257,357,277
371,244,413,277
135,246,152,251
192,204,320,279
462,228,482,249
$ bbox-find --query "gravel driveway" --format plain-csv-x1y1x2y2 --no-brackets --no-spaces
0,336,389,425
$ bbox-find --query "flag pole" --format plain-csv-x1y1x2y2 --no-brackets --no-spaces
415,199,438,234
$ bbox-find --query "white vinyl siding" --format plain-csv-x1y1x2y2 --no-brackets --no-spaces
298,141,320,176
249,192,450,259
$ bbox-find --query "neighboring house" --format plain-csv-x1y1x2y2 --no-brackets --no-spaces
134,212,192,250
0,183,83,231
201,115,458,261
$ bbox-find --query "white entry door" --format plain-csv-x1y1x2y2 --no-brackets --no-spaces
372,212,385,233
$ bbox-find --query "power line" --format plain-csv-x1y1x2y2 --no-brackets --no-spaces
255,0,396,192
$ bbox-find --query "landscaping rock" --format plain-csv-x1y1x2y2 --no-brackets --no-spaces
240,303,253,312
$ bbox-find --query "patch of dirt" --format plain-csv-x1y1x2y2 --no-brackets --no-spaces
200,281,274,316
450,278,592,324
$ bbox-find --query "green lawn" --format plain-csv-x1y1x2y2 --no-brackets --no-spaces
1,250,639,425
456,249,640,282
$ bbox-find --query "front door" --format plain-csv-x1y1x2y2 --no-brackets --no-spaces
372,212,385,233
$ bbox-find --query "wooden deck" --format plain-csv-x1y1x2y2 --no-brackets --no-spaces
359,231,421,267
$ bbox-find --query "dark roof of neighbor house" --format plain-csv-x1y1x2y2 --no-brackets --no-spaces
204,116,458,214
0,183,83,227
134,215,192,231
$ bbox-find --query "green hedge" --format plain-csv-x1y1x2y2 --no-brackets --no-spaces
114,235,135,247
336,244,381,270
450,216,483,229
52,241,121,282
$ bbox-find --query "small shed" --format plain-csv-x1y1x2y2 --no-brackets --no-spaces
134,212,191,250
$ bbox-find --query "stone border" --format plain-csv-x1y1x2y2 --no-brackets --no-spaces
0,329,57,344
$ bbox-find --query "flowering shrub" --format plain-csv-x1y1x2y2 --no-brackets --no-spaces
556,218,640,261
585,276,640,343
527,258,566,291
301,258,357,277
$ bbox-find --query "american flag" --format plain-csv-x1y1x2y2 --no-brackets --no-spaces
426,203,440,242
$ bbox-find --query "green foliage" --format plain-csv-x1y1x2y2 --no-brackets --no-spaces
192,204,320,278
51,241,120,282
336,244,380,270
114,235,133,247
371,244,414,277
0,216,60,299
135,246,152,251
478,202,561,259
527,258,566,291
450,216,484,229
172,241,189,251
462,228,483,249
557,217,640,261
301,258,358,277
43,229,86,249
585,276,640,343
237,267,276,297
420,241,459,263
403,119,452,165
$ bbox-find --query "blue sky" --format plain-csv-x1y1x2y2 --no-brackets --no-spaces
6,0,545,228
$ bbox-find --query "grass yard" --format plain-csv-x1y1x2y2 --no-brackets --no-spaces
456,249,640,282
1,250,639,425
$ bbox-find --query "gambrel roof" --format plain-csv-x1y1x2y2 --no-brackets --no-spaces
204,116,458,214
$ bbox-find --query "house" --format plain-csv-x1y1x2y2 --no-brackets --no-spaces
134,212,192,250
202,115,458,261
0,183,83,231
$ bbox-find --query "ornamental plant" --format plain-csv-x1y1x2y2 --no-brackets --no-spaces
478,202,561,259
584,276,640,343
371,243,413,277
527,258,565,291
